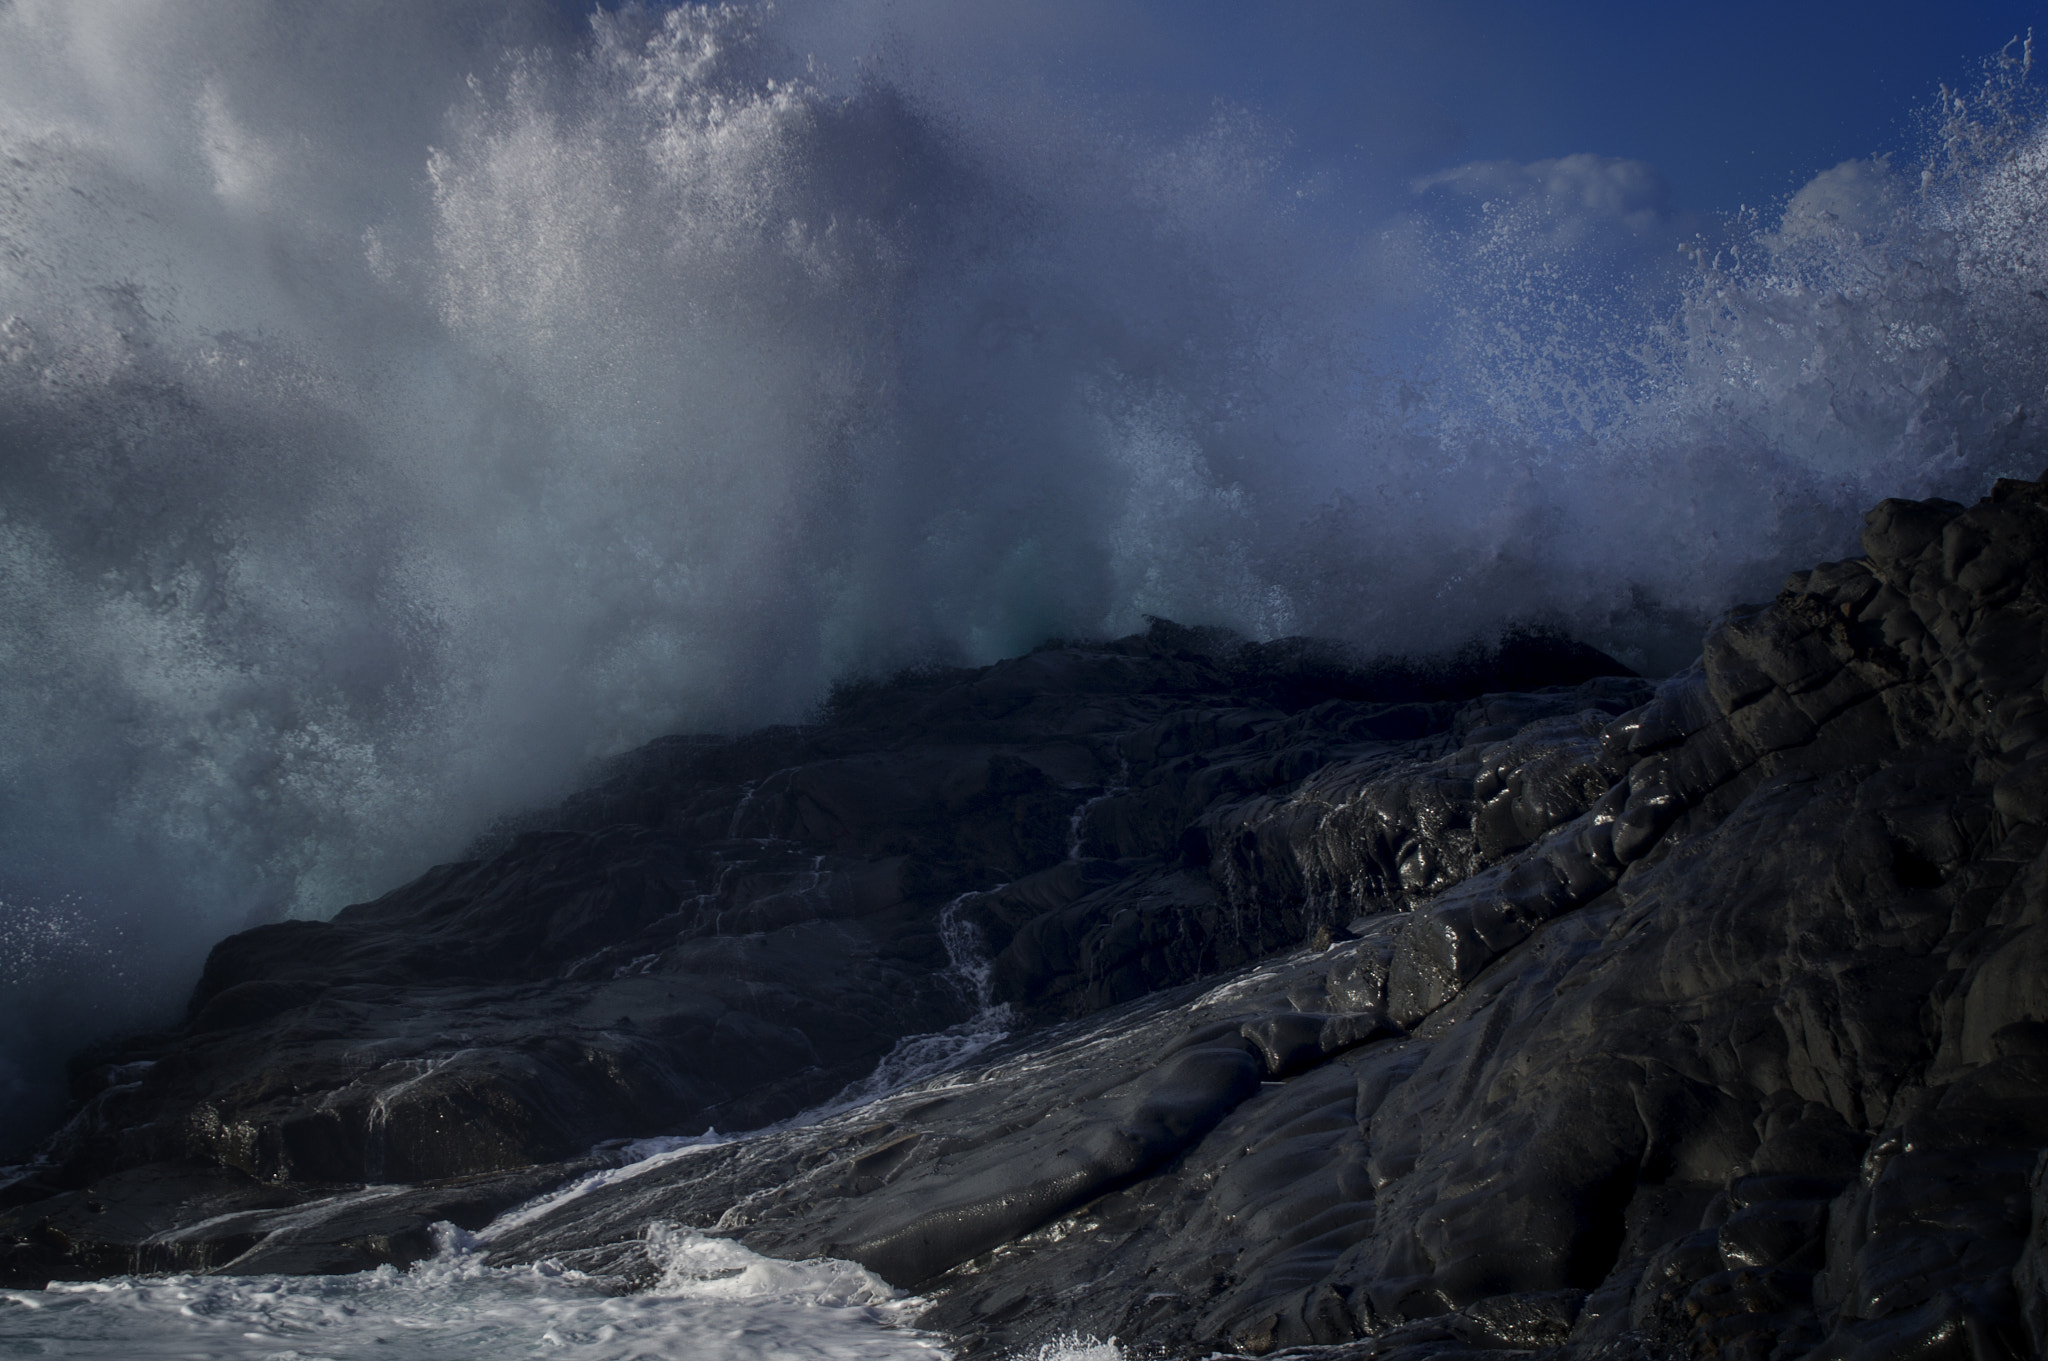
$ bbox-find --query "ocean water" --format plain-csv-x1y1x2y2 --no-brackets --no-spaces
0,1242,1122,1361
0,1226,951,1361
0,1065,1127,1361
1,0,2046,1351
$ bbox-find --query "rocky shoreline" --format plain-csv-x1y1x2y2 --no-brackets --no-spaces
6,479,2048,1359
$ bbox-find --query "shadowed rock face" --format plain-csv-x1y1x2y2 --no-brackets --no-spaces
0,619,1627,1280
8,479,2048,1361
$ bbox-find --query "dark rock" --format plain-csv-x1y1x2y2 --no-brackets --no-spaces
10,480,2048,1361
826,1038,1264,1286
0,1157,604,1284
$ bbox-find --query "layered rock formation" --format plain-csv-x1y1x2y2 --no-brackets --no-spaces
7,479,2048,1360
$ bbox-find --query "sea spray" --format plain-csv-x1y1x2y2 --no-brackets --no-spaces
0,1222,947,1360
1032,1338,1126,1361
2,3,2045,1156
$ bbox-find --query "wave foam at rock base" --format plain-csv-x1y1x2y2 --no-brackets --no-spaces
0,1225,946,1360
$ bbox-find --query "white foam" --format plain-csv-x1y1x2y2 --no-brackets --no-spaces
0,1225,948,1360
1030,1335,1126,1361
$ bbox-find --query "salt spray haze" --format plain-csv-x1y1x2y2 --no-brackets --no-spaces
1,1,2045,1152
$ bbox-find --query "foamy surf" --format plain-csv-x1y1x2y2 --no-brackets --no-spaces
0,1224,947,1361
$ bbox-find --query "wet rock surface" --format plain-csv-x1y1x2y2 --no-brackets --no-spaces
9,479,2048,1361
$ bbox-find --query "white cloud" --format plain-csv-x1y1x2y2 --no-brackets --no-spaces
1774,156,1911,244
1413,152,1675,244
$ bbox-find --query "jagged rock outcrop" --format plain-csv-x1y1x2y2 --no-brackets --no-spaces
0,620,1624,1285
7,477,2048,1361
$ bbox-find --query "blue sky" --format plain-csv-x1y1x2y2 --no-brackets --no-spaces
750,0,2045,216
1215,0,2045,212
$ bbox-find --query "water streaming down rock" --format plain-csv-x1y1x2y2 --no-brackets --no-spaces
820,893,1016,1116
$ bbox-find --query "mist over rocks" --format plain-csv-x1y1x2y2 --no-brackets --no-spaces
2,621,1630,1197
6,4,2048,1161
2,477,2047,1359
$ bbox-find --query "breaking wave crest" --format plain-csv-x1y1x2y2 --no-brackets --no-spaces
1,4,2044,1148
